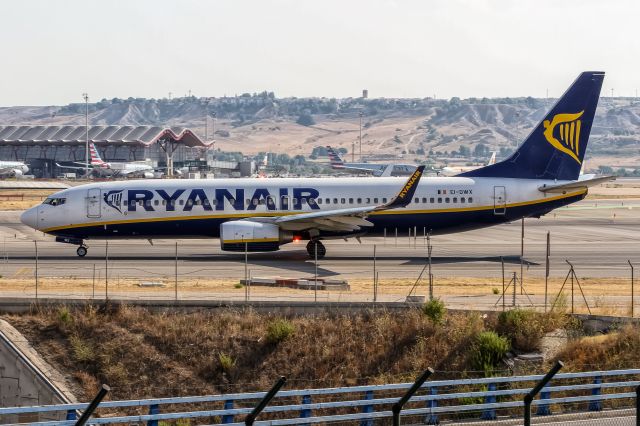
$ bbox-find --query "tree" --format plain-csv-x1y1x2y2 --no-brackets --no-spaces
458,146,470,157
296,113,315,126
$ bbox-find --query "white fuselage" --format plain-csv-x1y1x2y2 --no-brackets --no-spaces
21,176,585,240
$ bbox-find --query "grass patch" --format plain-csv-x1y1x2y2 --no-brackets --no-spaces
471,331,510,376
265,318,295,344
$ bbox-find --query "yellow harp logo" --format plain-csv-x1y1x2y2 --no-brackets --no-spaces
542,111,584,164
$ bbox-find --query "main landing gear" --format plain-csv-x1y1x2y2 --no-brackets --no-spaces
76,245,88,257
306,240,326,259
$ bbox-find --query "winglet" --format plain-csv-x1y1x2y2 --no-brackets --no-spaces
381,165,425,209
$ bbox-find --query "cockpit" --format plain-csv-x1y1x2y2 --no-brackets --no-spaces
42,197,66,206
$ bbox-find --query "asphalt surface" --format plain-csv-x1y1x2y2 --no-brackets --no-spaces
0,199,638,308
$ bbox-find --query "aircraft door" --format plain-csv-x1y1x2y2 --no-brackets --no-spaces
86,188,102,218
493,186,506,215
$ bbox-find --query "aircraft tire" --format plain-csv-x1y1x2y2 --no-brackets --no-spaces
76,246,88,257
306,240,326,259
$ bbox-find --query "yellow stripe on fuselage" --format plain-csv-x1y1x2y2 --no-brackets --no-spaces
42,189,586,233
222,238,279,244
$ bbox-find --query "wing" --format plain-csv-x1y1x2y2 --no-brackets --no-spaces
538,176,615,193
250,165,425,233
56,163,89,170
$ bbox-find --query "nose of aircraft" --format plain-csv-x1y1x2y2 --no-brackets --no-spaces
20,207,38,230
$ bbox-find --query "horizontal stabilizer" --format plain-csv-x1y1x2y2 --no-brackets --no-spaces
538,176,615,193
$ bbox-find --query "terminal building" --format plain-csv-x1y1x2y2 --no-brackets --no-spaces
0,125,254,178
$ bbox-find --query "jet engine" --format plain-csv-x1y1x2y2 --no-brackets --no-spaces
220,221,293,252
12,169,23,177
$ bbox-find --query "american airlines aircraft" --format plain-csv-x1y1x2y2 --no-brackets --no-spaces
21,72,610,259
57,143,155,178
326,146,417,177
0,161,29,177
439,152,497,176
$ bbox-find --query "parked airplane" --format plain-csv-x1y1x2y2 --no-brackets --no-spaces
21,72,610,259
439,152,497,176
0,161,29,177
57,143,156,178
326,146,417,177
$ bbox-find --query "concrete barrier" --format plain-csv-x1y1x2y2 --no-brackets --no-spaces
0,319,76,423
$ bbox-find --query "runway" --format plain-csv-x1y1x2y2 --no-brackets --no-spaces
0,199,638,310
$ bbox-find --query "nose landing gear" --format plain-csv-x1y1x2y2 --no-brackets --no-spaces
76,245,88,257
306,240,326,259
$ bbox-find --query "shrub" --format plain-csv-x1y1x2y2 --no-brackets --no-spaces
296,114,315,126
265,318,295,344
471,331,510,375
234,283,243,289
422,298,446,324
56,306,73,331
496,308,567,352
218,353,236,371
492,288,500,295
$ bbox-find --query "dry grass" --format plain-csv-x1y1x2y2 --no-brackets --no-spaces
6,306,502,401
0,189,57,210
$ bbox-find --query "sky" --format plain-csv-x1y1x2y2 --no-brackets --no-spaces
1,0,638,106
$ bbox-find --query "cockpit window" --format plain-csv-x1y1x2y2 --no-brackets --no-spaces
43,197,66,206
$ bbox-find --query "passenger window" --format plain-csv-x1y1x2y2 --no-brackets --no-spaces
139,200,144,206
445,197,450,203
438,197,442,203
252,199,259,206
154,200,159,206
414,197,419,203
186,199,193,206
333,198,338,204
453,197,457,203
430,197,435,203
382,198,387,203
348,198,353,204
461,197,466,203
366,198,370,203
309,198,316,206
211,199,217,206
281,196,289,208
179,199,184,205
317,198,322,205
267,197,275,206
468,197,473,203
422,197,427,203
293,198,298,205
357,198,362,204
373,198,378,203
325,198,330,204
341,198,346,204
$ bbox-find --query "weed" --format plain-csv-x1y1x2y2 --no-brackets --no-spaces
56,306,73,331
218,353,236,371
422,298,446,324
265,318,295,344
492,288,500,295
69,334,95,362
471,331,510,376
497,309,567,352
234,283,243,289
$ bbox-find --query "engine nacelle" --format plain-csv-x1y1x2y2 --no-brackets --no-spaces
220,221,292,252
12,169,23,177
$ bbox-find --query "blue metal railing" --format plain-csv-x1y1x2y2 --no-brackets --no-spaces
3,368,639,425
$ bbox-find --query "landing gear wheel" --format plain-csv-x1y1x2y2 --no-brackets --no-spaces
76,246,88,257
306,240,326,259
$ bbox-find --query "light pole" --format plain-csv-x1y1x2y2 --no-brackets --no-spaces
82,93,89,178
204,99,210,141
359,112,363,161
212,112,217,155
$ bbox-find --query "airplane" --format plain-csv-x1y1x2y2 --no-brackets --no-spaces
326,146,417,177
57,143,156,178
438,152,497,176
0,161,29,177
21,71,611,260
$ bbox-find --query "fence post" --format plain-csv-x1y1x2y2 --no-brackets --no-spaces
360,390,374,426
524,361,563,426
245,376,286,426
481,383,496,420
392,368,434,426
536,387,551,415
588,376,603,411
147,404,159,426
75,384,110,426
636,384,639,426
222,400,234,424
425,387,438,425
300,394,312,424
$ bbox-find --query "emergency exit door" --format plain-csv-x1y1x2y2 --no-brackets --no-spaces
493,186,506,215
86,188,102,218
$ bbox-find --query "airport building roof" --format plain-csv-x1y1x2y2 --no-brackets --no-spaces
0,125,209,147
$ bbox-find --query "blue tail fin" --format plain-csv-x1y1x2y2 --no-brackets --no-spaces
460,71,604,180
